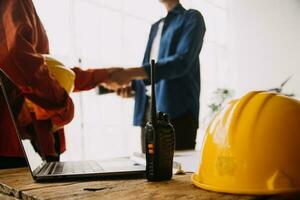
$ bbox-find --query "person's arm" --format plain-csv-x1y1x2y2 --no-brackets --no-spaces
72,67,109,92
9,23,74,127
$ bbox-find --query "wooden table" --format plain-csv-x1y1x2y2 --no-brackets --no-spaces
0,168,299,200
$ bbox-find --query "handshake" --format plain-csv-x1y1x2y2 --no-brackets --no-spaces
105,68,133,90
101,67,147,98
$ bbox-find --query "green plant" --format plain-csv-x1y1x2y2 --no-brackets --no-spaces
208,88,234,114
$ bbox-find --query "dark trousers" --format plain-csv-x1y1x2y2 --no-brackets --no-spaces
141,97,198,152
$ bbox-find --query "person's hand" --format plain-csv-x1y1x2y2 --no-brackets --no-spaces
106,67,123,76
109,68,132,86
102,68,126,91
117,84,135,98
101,82,121,91
103,67,147,90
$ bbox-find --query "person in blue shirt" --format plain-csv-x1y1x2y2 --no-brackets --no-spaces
108,0,206,152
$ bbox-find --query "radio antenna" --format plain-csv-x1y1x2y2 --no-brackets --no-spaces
150,59,157,124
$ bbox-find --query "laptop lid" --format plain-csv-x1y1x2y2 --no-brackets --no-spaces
0,69,46,176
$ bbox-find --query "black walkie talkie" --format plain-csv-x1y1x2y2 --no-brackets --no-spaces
145,59,175,181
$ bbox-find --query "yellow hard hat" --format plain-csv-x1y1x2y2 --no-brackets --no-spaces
43,55,75,93
192,91,300,195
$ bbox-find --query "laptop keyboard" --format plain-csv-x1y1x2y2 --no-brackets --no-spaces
41,161,105,175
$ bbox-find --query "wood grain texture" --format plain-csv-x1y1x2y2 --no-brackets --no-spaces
0,193,18,200
0,168,299,200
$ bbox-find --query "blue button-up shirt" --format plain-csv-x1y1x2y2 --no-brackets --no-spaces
133,3,206,126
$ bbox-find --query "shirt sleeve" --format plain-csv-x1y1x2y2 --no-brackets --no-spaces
143,10,206,82
72,67,109,92
10,23,74,127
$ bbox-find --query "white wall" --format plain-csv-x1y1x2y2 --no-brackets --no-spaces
227,0,300,98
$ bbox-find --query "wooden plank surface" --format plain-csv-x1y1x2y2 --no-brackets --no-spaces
0,168,299,200
0,193,18,200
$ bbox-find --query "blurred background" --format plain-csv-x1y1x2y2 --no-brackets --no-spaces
32,0,300,161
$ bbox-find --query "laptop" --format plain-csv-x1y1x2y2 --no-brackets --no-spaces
0,69,145,181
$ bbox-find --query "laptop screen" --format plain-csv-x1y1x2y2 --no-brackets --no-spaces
0,70,44,172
